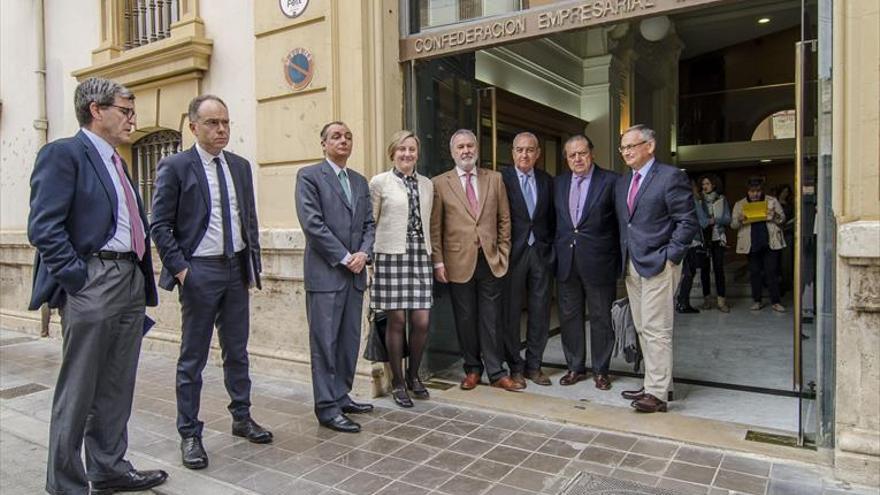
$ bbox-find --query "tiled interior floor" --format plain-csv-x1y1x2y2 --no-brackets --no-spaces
1,329,874,495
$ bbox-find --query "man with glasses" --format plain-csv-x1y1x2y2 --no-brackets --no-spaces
151,95,271,469
553,135,621,391
29,77,168,494
615,125,698,413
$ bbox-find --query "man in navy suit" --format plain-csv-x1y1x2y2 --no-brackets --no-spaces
295,122,376,433
615,124,698,413
554,135,621,391
29,77,167,495
500,132,555,387
151,95,272,470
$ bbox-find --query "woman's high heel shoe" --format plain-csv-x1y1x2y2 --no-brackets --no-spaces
406,374,430,400
392,386,413,408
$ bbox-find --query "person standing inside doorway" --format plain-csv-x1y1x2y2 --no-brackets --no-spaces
151,95,272,469
430,129,520,392
500,132,556,388
615,125,698,413
676,178,710,314
698,174,731,313
30,77,168,494
296,121,376,432
731,177,787,312
554,135,620,391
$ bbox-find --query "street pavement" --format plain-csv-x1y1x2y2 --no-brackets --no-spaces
1,329,877,495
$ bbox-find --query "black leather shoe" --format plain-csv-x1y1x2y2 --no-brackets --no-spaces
91,468,168,493
676,304,700,314
341,401,374,414
406,373,431,400
180,436,208,470
320,414,361,433
621,387,646,401
392,387,414,408
232,417,273,444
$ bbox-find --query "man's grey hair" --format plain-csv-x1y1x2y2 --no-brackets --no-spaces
187,94,228,123
622,124,656,143
74,77,133,126
513,132,540,148
448,129,477,151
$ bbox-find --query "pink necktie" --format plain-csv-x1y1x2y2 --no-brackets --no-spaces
112,153,146,260
465,172,478,217
627,172,642,215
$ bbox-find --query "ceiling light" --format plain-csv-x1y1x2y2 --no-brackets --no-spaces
761,159,772,163
758,17,771,24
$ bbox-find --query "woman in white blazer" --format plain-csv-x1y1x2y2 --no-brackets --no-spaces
369,130,433,408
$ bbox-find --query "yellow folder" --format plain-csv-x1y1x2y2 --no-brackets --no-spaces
743,200,768,223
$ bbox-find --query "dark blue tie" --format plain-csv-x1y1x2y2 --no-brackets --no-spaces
214,157,234,258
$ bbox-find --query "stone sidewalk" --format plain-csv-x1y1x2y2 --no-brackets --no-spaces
1,329,877,495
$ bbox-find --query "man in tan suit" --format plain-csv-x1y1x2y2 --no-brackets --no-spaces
430,129,521,392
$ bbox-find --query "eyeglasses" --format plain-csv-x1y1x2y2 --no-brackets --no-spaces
106,104,136,120
618,141,647,153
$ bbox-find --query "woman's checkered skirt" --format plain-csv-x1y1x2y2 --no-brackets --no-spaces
370,234,433,310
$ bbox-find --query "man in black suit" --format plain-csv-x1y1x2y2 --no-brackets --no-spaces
151,95,272,470
500,132,556,387
29,77,167,495
553,135,620,390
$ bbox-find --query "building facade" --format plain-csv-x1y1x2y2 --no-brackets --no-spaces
0,0,877,486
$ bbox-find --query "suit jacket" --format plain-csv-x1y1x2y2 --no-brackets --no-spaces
554,166,621,285
614,160,698,278
295,160,375,292
430,167,511,283
500,166,555,267
150,146,262,291
27,130,158,310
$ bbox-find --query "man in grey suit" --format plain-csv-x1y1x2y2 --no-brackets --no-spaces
615,124,698,413
296,121,376,433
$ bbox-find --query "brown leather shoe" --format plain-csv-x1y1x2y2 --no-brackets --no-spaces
524,369,552,386
631,393,667,413
593,374,611,390
510,372,527,389
559,370,587,386
491,376,525,392
620,387,645,400
460,372,480,390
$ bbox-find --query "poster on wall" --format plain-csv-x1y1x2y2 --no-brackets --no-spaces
279,0,309,18
284,48,314,91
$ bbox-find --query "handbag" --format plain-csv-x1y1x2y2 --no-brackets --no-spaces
362,310,409,363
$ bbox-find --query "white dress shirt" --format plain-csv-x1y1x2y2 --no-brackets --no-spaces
82,128,140,253
455,166,479,202
627,157,656,199
192,143,246,256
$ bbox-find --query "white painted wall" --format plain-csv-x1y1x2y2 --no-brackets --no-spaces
0,0,97,231
200,0,258,188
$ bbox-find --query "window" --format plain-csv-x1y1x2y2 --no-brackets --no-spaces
132,130,181,212
751,109,796,141
123,0,181,49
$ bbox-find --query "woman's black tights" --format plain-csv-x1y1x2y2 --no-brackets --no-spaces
385,309,430,388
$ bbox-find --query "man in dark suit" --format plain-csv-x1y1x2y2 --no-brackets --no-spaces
151,95,271,470
500,132,555,387
29,77,167,495
295,121,376,433
554,135,621,390
615,124,698,413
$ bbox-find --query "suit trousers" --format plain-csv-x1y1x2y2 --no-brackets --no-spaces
47,257,144,495
558,256,616,375
502,247,552,373
176,255,252,439
448,251,506,382
306,282,363,422
625,259,681,399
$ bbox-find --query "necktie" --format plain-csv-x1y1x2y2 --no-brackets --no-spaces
338,169,352,205
627,172,642,215
214,157,234,258
569,175,586,226
465,172,478,217
111,153,146,260
522,174,536,245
